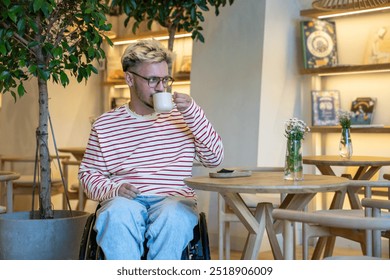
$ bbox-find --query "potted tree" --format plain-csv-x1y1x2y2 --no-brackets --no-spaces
109,0,235,74
0,0,112,259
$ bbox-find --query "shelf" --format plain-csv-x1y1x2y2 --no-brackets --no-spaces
310,126,390,134
300,63,390,76
111,31,192,46
300,4,390,19
103,80,191,88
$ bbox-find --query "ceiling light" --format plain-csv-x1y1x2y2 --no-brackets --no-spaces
312,0,389,11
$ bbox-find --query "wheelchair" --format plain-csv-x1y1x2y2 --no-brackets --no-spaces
79,205,211,260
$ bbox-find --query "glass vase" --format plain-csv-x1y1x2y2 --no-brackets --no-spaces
284,139,303,180
339,127,353,159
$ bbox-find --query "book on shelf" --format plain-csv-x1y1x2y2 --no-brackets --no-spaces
311,90,340,126
350,97,376,125
300,19,338,69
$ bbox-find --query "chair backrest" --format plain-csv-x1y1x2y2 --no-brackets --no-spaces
273,208,390,230
0,155,70,178
0,171,21,213
362,198,390,211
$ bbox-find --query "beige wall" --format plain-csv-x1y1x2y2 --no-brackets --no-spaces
191,0,306,250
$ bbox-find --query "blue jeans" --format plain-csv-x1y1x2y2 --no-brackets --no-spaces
94,195,198,260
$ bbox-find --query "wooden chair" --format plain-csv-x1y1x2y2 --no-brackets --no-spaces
362,197,390,257
61,159,87,211
0,155,69,211
274,179,390,260
273,202,390,260
0,171,20,213
218,166,284,259
356,173,390,200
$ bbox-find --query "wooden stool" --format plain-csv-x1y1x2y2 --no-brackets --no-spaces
12,175,64,210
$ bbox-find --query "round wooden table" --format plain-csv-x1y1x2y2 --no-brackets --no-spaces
303,155,390,180
303,155,390,209
303,155,390,258
184,171,349,260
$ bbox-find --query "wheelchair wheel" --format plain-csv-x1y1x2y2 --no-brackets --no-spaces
181,212,211,260
79,208,105,260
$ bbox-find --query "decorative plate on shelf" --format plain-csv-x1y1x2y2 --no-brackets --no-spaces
300,19,338,69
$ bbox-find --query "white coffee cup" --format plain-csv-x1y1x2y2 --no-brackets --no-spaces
153,92,173,113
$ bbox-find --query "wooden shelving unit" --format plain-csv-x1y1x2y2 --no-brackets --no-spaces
300,63,390,76
300,4,390,18
310,126,390,134
300,6,390,155
111,31,191,45
300,7,390,137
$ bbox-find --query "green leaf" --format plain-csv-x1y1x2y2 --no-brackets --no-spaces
0,70,10,80
0,43,6,55
60,71,69,87
17,83,25,97
69,55,78,64
33,0,44,12
10,91,17,102
52,47,63,58
8,11,17,23
28,65,37,75
28,41,39,48
16,18,26,32
90,65,98,74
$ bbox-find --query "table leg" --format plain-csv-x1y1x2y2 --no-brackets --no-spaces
223,192,321,260
264,204,283,260
241,203,268,260
274,193,316,234
222,194,284,260
347,166,380,209
310,189,346,259
314,165,335,176
221,193,259,234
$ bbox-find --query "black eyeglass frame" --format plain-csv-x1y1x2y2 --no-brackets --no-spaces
128,71,174,88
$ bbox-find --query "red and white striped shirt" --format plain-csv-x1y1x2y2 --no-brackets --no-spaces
79,100,224,201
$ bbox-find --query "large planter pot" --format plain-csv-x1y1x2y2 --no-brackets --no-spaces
0,210,90,260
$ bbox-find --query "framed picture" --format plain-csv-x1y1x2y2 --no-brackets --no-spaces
301,19,338,69
350,97,376,125
311,90,340,126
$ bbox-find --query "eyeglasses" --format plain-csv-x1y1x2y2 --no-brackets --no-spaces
128,71,174,88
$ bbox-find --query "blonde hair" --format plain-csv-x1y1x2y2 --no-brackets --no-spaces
121,39,173,71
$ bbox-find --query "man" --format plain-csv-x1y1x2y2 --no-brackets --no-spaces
78,39,224,259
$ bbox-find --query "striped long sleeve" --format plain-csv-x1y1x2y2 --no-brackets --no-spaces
79,100,223,201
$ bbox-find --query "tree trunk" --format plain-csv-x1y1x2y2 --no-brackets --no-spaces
37,77,53,219
167,24,176,93
167,24,176,75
